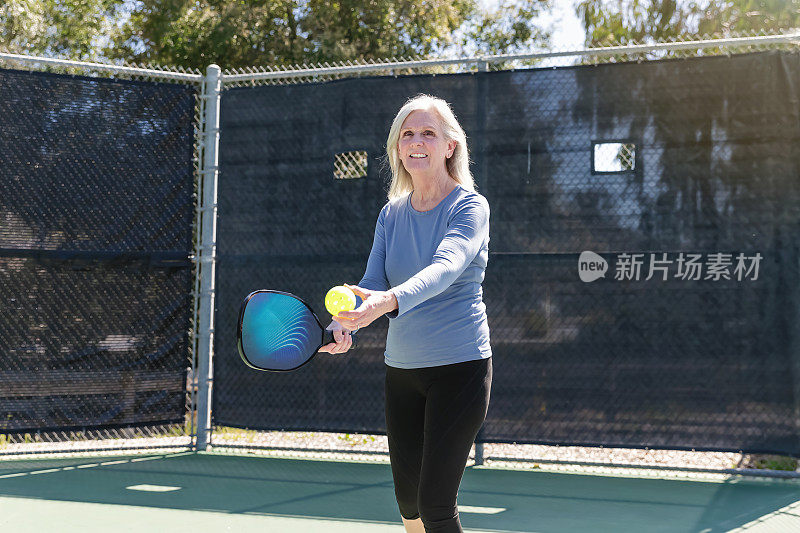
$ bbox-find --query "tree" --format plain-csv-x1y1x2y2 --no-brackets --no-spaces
106,0,305,68
1,0,553,70
108,0,553,69
577,0,800,47
297,0,477,62
0,0,124,60
457,0,552,57
694,0,800,35
576,0,687,45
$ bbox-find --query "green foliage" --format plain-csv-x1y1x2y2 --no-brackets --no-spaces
108,0,552,69
0,0,553,70
577,0,800,47
0,0,124,60
756,456,798,471
577,0,687,46
742,454,799,471
2,1,797,72
695,0,800,35
298,0,477,62
108,0,305,68
457,0,553,56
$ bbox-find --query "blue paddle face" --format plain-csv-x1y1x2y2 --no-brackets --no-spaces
237,291,325,371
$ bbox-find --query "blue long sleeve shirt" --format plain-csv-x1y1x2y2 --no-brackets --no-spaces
358,184,492,368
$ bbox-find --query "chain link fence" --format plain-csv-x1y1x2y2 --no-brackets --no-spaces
3,31,800,479
211,31,800,478
0,54,203,457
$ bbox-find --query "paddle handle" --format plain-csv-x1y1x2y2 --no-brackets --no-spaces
321,327,358,348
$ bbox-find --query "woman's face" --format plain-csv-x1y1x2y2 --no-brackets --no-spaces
397,109,456,178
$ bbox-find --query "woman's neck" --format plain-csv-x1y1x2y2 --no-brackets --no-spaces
411,174,456,210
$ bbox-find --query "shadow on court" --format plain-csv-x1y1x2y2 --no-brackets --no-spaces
0,451,799,532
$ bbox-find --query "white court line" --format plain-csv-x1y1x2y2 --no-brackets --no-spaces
0,454,175,479
29,468,62,475
460,505,507,514
126,484,182,492
0,472,28,479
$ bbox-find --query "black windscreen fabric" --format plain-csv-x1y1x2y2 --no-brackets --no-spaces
0,68,195,432
214,51,800,455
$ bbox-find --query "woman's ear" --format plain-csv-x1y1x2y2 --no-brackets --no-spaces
447,140,457,158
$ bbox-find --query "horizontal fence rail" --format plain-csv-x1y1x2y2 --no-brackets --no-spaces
0,51,202,82
221,31,800,83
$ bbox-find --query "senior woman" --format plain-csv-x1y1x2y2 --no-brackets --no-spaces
319,94,492,533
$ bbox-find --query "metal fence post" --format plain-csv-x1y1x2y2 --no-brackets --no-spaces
474,430,485,466
195,64,222,451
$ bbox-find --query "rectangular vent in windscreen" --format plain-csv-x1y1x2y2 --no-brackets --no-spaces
334,151,368,180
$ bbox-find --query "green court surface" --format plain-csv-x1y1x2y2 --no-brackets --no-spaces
0,452,799,532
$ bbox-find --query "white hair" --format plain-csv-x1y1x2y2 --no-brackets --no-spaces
385,94,475,200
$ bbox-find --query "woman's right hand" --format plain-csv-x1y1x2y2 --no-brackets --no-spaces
318,320,352,354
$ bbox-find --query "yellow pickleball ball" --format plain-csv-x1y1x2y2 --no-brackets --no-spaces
325,285,356,317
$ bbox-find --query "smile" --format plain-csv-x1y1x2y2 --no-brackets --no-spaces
409,154,428,158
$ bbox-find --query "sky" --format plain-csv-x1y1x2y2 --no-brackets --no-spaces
534,0,587,50
481,0,587,50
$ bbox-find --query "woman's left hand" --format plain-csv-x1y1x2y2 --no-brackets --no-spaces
334,284,398,331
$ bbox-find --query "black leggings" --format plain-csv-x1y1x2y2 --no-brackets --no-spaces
384,357,492,533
